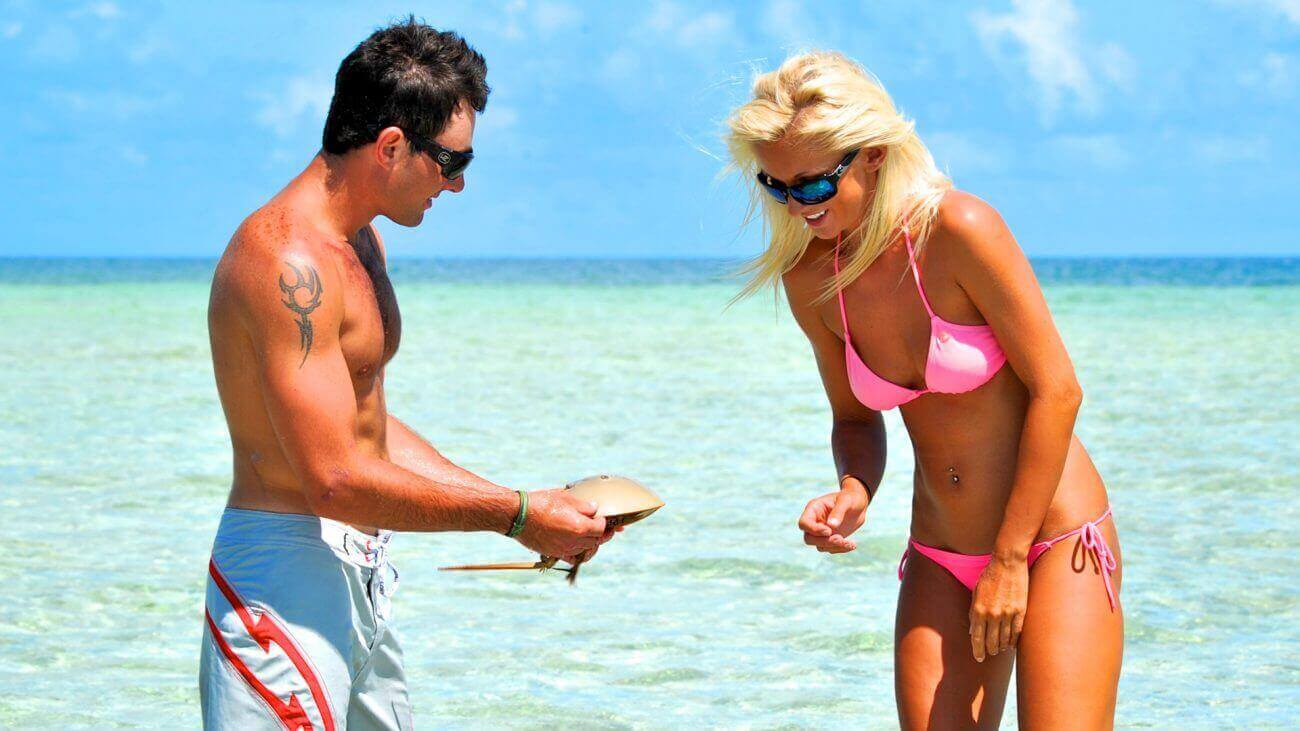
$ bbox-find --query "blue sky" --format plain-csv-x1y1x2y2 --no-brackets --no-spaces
0,0,1296,258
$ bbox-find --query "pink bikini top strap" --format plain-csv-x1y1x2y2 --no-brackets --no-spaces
833,233,853,346
902,227,936,318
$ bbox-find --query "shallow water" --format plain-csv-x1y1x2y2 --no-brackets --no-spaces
1,258,1296,728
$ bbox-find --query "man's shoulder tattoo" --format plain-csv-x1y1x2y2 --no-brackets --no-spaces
278,263,323,367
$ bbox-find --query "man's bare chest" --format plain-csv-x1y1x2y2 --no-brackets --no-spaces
338,234,402,381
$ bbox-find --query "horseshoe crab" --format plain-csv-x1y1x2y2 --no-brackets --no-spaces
439,474,664,584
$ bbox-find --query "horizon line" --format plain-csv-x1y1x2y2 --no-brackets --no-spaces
1,253,1296,262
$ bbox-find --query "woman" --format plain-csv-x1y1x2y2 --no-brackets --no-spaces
727,52,1123,728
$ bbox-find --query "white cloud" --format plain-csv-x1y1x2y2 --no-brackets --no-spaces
498,0,581,40
645,2,735,47
535,1,581,34
645,1,678,33
1050,133,1129,170
480,104,519,132
120,145,147,166
70,2,121,20
600,47,640,82
930,130,1133,178
1264,0,1300,22
1213,0,1300,26
763,0,799,39
1241,52,1298,98
971,0,1132,124
28,24,80,63
44,89,92,113
598,2,736,83
681,11,733,47
269,148,298,166
501,0,527,40
42,88,167,121
1246,0,1300,24
1261,52,1297,95
597,0,742,104
127,30,170,64
1094,42,1135,93
255,75,334,139
1193,135,1270,165
925,131,1008,176
762,0,823,49
2,22,21,39
598,0,739,82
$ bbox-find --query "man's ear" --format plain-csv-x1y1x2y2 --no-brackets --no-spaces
373,126,407,168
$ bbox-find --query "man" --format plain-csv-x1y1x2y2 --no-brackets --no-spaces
200,20,611,730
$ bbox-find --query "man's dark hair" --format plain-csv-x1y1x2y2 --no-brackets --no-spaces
322,17,489,155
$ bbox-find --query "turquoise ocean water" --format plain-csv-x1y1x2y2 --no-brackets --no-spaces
1,257,1297,728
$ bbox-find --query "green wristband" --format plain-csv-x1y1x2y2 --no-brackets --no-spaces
506,490,528,537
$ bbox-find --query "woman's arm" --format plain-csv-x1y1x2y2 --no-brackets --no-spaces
940,193,1083,660
944,196,1082,561
783,266,887,551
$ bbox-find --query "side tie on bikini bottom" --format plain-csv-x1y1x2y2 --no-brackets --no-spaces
898,507,1118,610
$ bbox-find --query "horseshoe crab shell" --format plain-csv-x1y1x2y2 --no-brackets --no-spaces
438,474,663,581
564,474,664,528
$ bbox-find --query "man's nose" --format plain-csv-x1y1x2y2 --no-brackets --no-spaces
445,175,465,194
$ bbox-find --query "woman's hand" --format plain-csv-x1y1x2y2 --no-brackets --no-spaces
969,554,1029,662
797,480,869,553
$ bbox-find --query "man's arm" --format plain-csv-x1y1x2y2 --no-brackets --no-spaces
231,243,605,556
386,414,503,492
369,228,503,494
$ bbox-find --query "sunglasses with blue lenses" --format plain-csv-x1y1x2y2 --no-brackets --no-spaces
756,149,860,205
404,128,474,179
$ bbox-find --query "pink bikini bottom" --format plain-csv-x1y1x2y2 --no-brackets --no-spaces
898,507,1118,610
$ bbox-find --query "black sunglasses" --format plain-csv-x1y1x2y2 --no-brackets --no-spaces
757,149,860,205
404,129,474,179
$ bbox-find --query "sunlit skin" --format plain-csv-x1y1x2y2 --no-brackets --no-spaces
755,134,1124,729
378,105,470,227
208,99,613,565
755,138,885,240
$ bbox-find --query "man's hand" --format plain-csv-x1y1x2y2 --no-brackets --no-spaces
514,488,609,559
559,523,621,567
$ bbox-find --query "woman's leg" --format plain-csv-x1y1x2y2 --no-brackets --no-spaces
896,550,1015,730
1016,518,1124,729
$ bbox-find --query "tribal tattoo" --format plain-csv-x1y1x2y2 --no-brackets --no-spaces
278,263,323,366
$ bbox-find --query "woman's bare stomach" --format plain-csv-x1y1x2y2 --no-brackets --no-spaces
901,380,1109,553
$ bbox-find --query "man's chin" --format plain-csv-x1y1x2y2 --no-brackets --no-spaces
384,210,425,228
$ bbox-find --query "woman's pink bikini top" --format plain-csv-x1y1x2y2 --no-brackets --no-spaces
834,229,1007,411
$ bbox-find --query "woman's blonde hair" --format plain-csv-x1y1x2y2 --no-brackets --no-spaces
726,51,951,301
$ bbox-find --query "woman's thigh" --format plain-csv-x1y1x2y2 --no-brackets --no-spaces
896,551,1015,730
1017,518,1124,730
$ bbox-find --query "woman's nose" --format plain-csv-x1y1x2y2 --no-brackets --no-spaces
785,198,807,216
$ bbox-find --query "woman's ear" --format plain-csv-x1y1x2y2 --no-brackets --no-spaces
864,147,887,172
